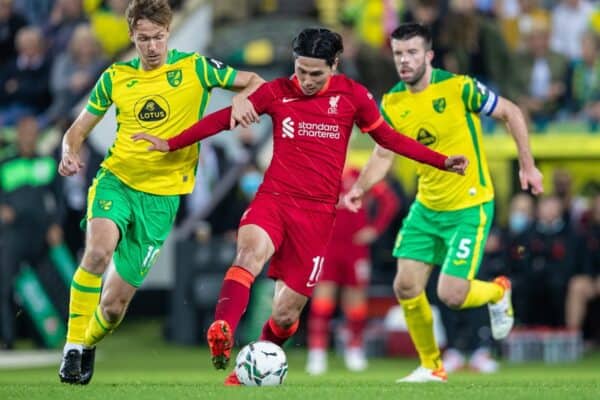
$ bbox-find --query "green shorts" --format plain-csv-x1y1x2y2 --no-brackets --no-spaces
83,168,180,287
393,200,494,280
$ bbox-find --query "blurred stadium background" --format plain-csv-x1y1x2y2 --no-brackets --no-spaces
1,0,600,397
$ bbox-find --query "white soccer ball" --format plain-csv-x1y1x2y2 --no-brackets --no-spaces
234,341,288,386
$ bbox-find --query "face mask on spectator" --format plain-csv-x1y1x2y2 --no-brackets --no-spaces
509,211,530,234
240,171,262,198
536,218,565,235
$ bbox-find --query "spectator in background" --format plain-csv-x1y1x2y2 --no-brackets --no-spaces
550,0,593,61
498,0,550,51
338,18,397,100
85,0,130,57
569,31,600,131
516,195,575,326
0,115,64,349
0,0,27,71
12,0,53,25
0,26,52,126
552,168,588,230
43,0,88,55
565,193,600,343
45,24,107,127
514,18,568,132
439,0,518,102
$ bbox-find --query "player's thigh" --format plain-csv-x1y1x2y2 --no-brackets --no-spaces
113,190,179,288
268,207,335,297
393,201,446,266
237,193,284,272
312,281,338,300
83,169,131,270
441,201,494,280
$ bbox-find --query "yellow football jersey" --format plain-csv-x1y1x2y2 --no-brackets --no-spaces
381,69,497,211
86,49,237,195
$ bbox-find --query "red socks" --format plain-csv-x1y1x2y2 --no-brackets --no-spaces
307,298,336,350
345,303,368,348
259,317,299,346
214,266,255,333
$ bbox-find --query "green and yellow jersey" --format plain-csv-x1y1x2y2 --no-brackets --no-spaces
381,69,498,211
86,49,237,195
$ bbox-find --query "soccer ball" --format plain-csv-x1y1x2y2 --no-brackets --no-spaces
234,341,288,386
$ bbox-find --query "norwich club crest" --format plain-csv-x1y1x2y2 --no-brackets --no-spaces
166,69,182,87
98,200,113,211
432,97,446,113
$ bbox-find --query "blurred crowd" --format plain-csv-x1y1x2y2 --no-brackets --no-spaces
1,0,600,351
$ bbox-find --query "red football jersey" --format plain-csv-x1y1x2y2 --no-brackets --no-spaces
247,75,383,210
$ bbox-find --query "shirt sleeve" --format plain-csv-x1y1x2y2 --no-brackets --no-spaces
353,82,384,133
195,55,238,89
247,81,276,114
461,76,498,116
85,68,113,116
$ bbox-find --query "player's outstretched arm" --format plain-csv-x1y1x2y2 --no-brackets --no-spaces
368,121,469,173
491,97,544,195
132,107,233,152
58,109,102,176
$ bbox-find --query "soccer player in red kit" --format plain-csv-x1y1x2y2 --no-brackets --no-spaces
306,168,399,375
133,27,468,385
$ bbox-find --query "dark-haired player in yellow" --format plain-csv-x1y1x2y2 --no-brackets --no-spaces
57,0,263,385
344,22,544,383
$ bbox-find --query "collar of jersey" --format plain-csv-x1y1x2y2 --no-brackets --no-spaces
291,75,332,96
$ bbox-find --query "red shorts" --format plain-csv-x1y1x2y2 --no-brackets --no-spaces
239,193,336,296
320,243,371,287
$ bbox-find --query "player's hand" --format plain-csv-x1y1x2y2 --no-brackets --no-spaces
519,167,544,195
445,155,468,175
58,151,84,176
342,186,365,213
131,133,170,152
353,226,378,245
230,95,259,129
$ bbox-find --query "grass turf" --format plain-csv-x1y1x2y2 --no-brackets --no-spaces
1,320,599,400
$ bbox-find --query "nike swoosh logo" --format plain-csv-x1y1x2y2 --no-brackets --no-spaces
306,282,317,287
452,259,467,266
282,98,298,103
126,80,139,88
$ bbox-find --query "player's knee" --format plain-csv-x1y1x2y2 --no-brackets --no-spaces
271,312,298,329
437,286,465,309
100,300,126,323
83,246,113,273
234,245,266,273
393,273,421,300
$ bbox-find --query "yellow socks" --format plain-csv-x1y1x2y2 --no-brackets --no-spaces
400,292,441,370
460,280,503,309
66,267,102,344
84,305,122,347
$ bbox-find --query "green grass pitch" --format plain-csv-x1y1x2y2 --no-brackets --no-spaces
1,320,598,400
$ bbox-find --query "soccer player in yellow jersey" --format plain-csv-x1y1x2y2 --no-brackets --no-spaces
344,23,544,383
57,0,264,385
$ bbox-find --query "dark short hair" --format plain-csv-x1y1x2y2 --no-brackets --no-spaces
391,23,432,50
292,28,343,67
